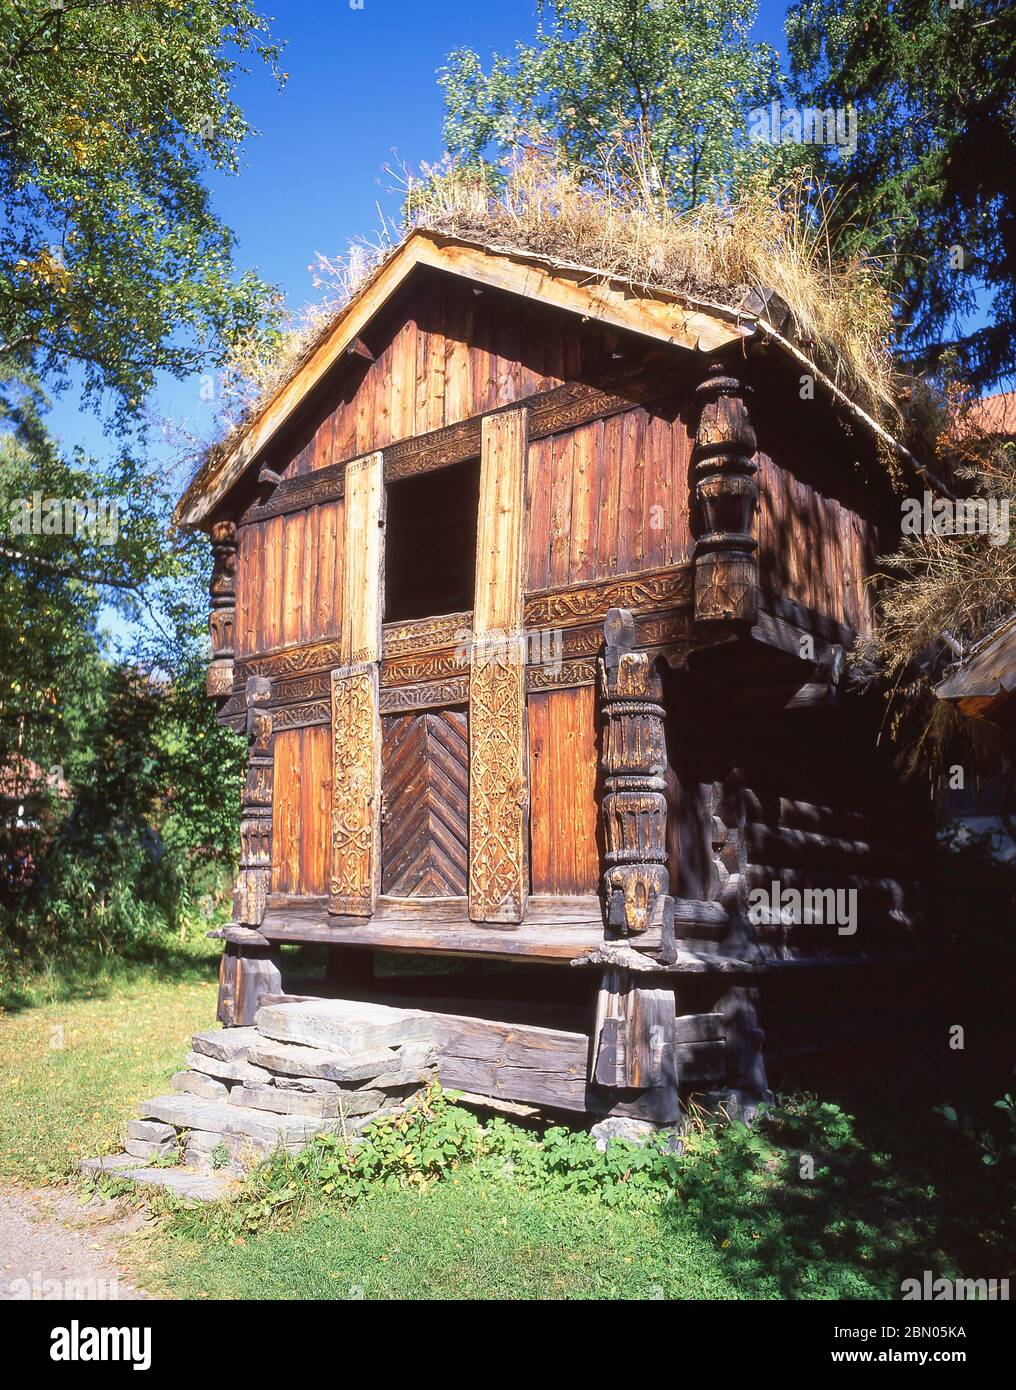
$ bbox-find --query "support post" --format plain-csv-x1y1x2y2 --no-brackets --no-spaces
207,520,237,698
692,365,758,624
591,609,679,1125
233,675,273,927
217,938,282,1027
599,607,669,935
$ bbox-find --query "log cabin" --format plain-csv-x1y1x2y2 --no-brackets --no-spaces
175,229,933,1127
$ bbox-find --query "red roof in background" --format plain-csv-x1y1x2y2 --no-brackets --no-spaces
967,392,1016,439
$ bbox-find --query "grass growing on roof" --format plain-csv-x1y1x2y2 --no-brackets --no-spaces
215,143,899,467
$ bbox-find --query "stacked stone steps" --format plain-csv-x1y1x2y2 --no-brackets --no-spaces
80,1000,442,1199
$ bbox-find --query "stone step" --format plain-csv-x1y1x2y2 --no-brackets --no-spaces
79,1156,235,1202
254,1000,438,1053
191,1027,261,1062
171,1070,231,1100
246,1038,403,1084
139,1093,345,1150
233,1083,385,1119
185,1049,272,1084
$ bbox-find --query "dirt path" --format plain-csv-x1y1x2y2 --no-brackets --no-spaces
0,1185,152,1300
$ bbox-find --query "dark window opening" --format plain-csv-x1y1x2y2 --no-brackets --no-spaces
384,459,480,622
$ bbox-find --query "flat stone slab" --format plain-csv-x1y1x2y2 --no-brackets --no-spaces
246,1039,402,1083
171,1071,231,1100
181,1128,224,1153
273,1074,342,1094
79,1154,231,1199
115,1166,235,1202
254,1000,437,1053
79,1154,139,1175
140,1094,341,1149
190,1028,261,1063
184,1050,272,1084
233,1083,386,1119
125,1137,174,1160
127,1119,175,1144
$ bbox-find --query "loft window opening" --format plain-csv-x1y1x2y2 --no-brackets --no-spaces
384,458,480,623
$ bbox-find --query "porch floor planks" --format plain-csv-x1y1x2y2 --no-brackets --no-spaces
260,894,605,962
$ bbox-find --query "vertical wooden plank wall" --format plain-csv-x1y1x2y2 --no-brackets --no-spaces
235,499,344,656
329,451,385,915
272,726,332,895
528,686,599,894
468,408,529,923
525,408,694,590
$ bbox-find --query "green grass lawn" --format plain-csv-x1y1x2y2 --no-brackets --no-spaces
0,944,220,1184
1,946,1011,1300
148,1176,740,1300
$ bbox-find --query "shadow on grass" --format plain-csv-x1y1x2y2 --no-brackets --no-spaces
0,936,221,1013
658,1035,1015,1300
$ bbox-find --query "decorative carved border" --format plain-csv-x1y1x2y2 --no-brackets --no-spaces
523,564,692,628
382,611,472,660
234,677,274,927
236,637,345,683
272,699,331,731
379,676,470,712
231,607,692,696
329,665,380,916
526,658,598,691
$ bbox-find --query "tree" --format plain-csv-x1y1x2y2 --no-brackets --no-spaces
787,0,1016,389
440,0,799,207
0,0,284,424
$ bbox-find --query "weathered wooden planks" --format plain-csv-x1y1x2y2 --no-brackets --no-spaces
526,406,694,591
468,408,529,924
272,726,332,896
528,686,600,895
380,709,469,897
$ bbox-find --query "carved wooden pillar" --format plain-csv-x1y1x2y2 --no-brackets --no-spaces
207,520,237,698
692,365,758,624
599,607,669,935
234,675,274,926
329,450,384,917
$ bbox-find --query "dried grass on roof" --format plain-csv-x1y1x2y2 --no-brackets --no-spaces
212,147,899,462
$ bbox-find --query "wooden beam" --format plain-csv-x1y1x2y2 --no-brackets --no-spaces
237,368,680,528
468,408,529,924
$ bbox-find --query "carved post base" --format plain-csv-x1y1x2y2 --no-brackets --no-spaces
591,967,681,1124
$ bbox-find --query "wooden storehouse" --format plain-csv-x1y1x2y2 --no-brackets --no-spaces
175,230,931,1126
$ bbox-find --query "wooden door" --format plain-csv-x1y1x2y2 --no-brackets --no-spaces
380,708,469,896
